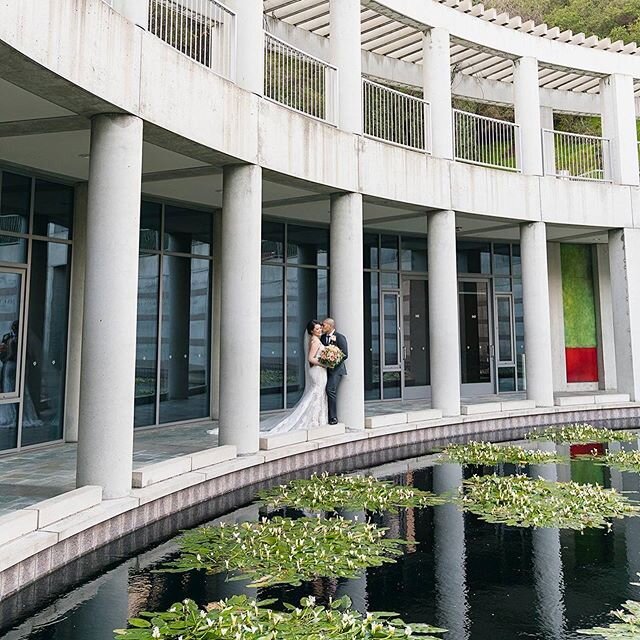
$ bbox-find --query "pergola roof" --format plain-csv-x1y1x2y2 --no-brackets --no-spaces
263,0,640,95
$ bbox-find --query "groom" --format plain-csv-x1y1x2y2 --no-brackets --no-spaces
321,318,348,425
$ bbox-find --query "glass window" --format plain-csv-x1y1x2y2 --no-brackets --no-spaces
363,234,379,270
0,172,30,237
380,272,399,289
380,235,399,270
383,372,401,399
33,180,73,239
512,244,521,278
400,236,427,272
159,256,210,423
457,241,491,274
260,265,284,411
262,222,284,263
287,225,329,266
21,242,70,446
140,201,162,251
383,293,400,367
364,272,380,400
0,402,18,451
286,267,329,408
135,253,160,428
493,244,511,276
498,367,516,392
494,277,511,293
164,206,212,255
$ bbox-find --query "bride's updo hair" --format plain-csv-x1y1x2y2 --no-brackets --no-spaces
306,319,320,336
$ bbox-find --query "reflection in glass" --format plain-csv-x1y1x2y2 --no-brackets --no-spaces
363,234,379,269
22,242,70,446
403,279,430,388
0,401,18,451
364,272,380,400
140,201,161,251
493,244,511,276
261,222,285,263
496,296,514,362
135,254,160,428
164,206,212,255
383,293,399,367
400,236,428,272
383,371,401,399
286,267,328,408
159,256,210,423
33,180,73,239
380,235,399,270
0,274,22,397
260,265,284,411
287,225,329,267
498,367,516,392
457,241,491,274
0,172,30,237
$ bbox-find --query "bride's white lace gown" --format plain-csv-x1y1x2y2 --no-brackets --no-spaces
268,338,328,433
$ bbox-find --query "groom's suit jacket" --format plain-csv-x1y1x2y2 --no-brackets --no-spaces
322,331,348,377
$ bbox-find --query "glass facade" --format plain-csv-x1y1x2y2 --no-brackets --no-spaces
134,202,212,428
0,169,72,451
260,221,329,411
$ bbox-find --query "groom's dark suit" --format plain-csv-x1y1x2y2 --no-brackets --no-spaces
321,330,348,423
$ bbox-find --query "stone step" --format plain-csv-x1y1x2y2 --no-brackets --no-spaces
406,409,442,422
500,399,536,411
0,509,38,547
594,393,631,404
555,395,595,407
306,423,345,440
25,486,103,528
365,413,407,429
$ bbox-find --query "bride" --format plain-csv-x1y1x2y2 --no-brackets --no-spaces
268,319,328,433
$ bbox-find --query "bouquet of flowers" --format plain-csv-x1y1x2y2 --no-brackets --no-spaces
318,345,345,369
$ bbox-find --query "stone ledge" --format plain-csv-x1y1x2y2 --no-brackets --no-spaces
0,530,58,572
0,509,38,547
406,409,442,423
131,472,207,505
365,413,408,429
40,497,139,541
314,430,369,448
259,430,307,450
555,395,595,407
25,486,103,528
594,393,630,404
307,424,345,440
262,441,319,462
200,454,266,480
190,445,237,471
132,457,192,488
365,422,418,437
500,399,536,411
461,402,502,415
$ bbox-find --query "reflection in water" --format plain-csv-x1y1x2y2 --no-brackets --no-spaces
9,435,640,640
433,463,469,640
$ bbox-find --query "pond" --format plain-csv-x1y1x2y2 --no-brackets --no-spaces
2,430,640,640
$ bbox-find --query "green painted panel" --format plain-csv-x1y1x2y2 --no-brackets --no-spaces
561,244,597,348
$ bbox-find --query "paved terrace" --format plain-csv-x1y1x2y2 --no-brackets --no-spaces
0,391,632,516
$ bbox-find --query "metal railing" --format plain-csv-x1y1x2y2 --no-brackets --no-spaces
362,78,431,153
542,129,610,182
148,0,236,80
264,32,337,124
453,109,521,171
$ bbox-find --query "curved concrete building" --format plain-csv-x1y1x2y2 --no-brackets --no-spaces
1,0,640,598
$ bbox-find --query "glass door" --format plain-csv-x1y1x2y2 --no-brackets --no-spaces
0,268,26,452
494,293,518,392
381,290,402,399
458,279,494,396
402,277,430,400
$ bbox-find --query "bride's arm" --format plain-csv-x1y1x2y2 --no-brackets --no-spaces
308,338,322,366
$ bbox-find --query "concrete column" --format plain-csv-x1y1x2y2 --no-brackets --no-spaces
540,106,556,176
210,213,222,420
218,165,261,454
76,114,143,499
111,0,148,29
64,183,88,443
226,0,263,94
428,210,460,416
422,27,453,159
608,228,640,400
330,193,365,430
329,0,362,132
600,74,639,185
520,221,554,407
433,463,469,639
514,57,543,176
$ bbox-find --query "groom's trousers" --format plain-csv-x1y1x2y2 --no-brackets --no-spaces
326,371,344,422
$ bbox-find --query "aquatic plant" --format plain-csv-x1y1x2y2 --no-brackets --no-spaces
440,441,566,466
458,474,639,530
525,423,637,444
114,595,447,639
597,449,640,473
258,472,445,512
578,598,640,638
160,516,406,587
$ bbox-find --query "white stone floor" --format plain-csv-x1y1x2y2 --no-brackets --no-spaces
0,391,621,515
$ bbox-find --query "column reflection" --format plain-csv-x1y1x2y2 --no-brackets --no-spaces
433,463,469,640
529,441,567,639
335,509,368,614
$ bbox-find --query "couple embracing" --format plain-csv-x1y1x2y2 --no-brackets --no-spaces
269,318,348,433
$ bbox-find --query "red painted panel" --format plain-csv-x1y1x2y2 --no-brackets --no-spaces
570,443,604,457
565,347,598,383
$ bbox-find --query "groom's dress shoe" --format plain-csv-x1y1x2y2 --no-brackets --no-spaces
328,418,338,425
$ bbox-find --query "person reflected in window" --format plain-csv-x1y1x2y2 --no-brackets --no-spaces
0,320,18,394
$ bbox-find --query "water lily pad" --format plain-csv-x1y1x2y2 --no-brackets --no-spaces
525,423,637,444
440,441,567,466
159,516,406,587
258,472,445,512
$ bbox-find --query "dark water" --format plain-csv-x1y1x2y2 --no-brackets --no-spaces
3,438,640,640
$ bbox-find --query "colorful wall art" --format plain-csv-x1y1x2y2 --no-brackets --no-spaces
560,244,598,382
